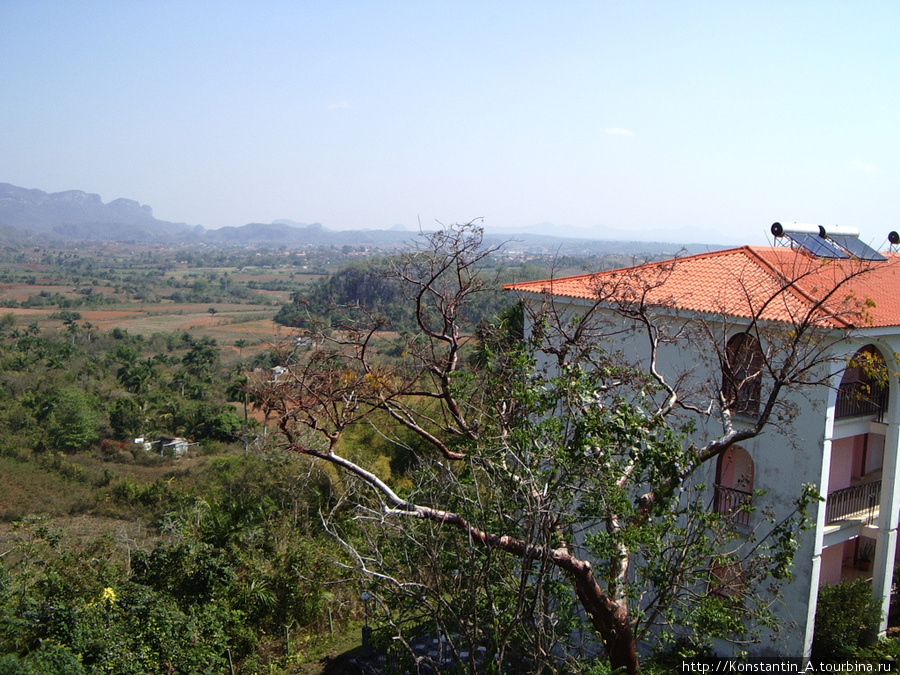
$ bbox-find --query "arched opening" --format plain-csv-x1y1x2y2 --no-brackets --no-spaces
714,445,754,527
836,345,888,421
723,332,764,415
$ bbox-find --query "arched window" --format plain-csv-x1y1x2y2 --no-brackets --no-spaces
714,446,754,527
836,345,888,421
723,332,764,415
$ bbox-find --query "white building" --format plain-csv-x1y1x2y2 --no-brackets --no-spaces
507,225,900,656
159,435,190,457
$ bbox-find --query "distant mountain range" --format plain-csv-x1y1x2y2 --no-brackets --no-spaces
0,183,200,243
0,183,719,255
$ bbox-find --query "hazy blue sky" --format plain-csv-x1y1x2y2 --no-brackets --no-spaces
1,2,898,246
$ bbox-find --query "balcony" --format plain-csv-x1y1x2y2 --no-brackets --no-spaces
713,484,753,527
825,480,881,526
835,380,887,422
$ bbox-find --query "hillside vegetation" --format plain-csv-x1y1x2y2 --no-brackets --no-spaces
0,240,561,673
0,237,689,673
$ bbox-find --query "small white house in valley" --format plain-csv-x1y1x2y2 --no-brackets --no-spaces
507,224,900,657
159,435,190,457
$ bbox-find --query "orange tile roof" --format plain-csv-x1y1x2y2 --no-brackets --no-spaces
505,246,900,329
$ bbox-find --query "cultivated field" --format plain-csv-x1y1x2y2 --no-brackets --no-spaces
0,246,329,360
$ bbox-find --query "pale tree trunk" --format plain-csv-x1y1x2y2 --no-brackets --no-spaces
295,441,643,673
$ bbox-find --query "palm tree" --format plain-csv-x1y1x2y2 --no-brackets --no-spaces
227,371,251,454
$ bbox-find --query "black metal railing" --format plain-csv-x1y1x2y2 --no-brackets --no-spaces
713,485,753,527
825,480,881,525
835,380,888,422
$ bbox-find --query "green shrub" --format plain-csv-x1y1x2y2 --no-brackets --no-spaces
24,644,85,675
812,578,882,659
0,655,32,675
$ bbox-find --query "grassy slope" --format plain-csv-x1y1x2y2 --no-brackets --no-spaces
0,450,364,674
0,454,95,521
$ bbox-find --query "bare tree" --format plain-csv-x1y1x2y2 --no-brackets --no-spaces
257,224,879,673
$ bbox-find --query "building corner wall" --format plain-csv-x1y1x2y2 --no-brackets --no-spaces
873,395,900,633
